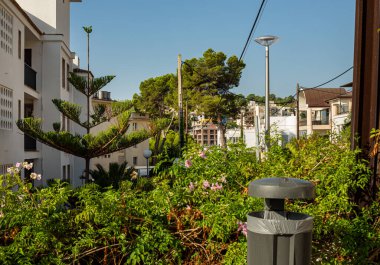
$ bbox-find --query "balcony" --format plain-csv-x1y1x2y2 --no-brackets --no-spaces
299,119,307,126
312,119,329,126
24,64,36,90
24,135,36,151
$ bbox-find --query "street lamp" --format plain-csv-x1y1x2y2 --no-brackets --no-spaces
143,149,152,177
255,35,279,151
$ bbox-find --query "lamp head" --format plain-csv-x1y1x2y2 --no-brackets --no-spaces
143,149,152,159
255,35,279,47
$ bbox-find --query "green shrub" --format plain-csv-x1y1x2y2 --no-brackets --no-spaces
0,131,378,264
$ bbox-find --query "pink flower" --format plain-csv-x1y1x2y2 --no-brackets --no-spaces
188,182,195,191
185,160,192,168
203,180,210,189
237,221,248,237
23,162,33,170
199,151,207,159
15,162,21,168
210,182,223,191
219,176,227,183
30,172,41,180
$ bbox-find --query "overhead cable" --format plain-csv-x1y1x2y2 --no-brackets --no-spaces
300,66,353,89
239,0,268,62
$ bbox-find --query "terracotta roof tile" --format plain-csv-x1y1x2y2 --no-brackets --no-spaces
302,88,347,107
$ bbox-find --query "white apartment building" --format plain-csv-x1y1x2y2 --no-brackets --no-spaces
0,0,84,186
328,92,352,135
227,101,297,147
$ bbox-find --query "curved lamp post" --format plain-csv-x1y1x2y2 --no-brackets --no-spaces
143,149,152,177
254,35,279,151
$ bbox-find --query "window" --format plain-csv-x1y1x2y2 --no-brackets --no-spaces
132,122,137,131
338,104,349,115
66,63,70,91
18,30,21,59
24,49,32,66
66,118,70,132
133,156,138,165
62,164,71,183
62,165,66,180
18,100,21,120
61,115,65,131
67,164,71,183
62,58,66,88
0,5,13,55
0,85,13,130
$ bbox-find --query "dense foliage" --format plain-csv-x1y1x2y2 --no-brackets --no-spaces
0,132,379,264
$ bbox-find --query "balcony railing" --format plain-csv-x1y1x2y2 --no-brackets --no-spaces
299,119,307,126
312,119,329,126
24,135,37,151
24,64,36,90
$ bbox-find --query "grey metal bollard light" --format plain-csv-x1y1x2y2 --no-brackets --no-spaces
247,177,315,265
143,149,152,177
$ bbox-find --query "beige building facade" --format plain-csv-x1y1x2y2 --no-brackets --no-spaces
90,93,151,174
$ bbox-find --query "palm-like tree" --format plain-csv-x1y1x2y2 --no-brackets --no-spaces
89,162,134,189
17,26,157,182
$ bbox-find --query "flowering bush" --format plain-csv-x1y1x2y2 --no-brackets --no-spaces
0,131,379,264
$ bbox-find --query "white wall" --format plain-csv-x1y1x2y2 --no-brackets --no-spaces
226,115,297,149
16,0,72,47
16,0,57,34
271,115,297,143
0,3,25,169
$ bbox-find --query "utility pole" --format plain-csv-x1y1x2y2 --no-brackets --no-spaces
296,83,300,140
255,115,260,161
185,100,188,147
240,110,244,141
178,55,184,154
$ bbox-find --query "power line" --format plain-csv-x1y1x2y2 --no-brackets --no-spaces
300,66,353,89
180,0,269,122
239,0,268,61
213,0,269,118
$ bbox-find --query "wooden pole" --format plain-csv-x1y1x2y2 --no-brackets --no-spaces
296,83,300,140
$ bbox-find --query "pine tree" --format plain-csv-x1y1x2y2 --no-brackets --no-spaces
17,26,156,182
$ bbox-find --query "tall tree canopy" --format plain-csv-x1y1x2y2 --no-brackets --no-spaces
133,74,177,163
133,74,176,118
182,49,245,147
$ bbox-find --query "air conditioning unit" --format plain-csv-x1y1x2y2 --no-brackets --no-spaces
98,91,111,100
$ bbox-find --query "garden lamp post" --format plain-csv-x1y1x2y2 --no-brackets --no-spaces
254,35,279,151
143,149,152,177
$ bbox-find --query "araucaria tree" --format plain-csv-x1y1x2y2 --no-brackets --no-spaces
182,49,245,147
17,27,155,181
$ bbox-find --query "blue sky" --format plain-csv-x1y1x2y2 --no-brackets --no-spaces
70,0,355,101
